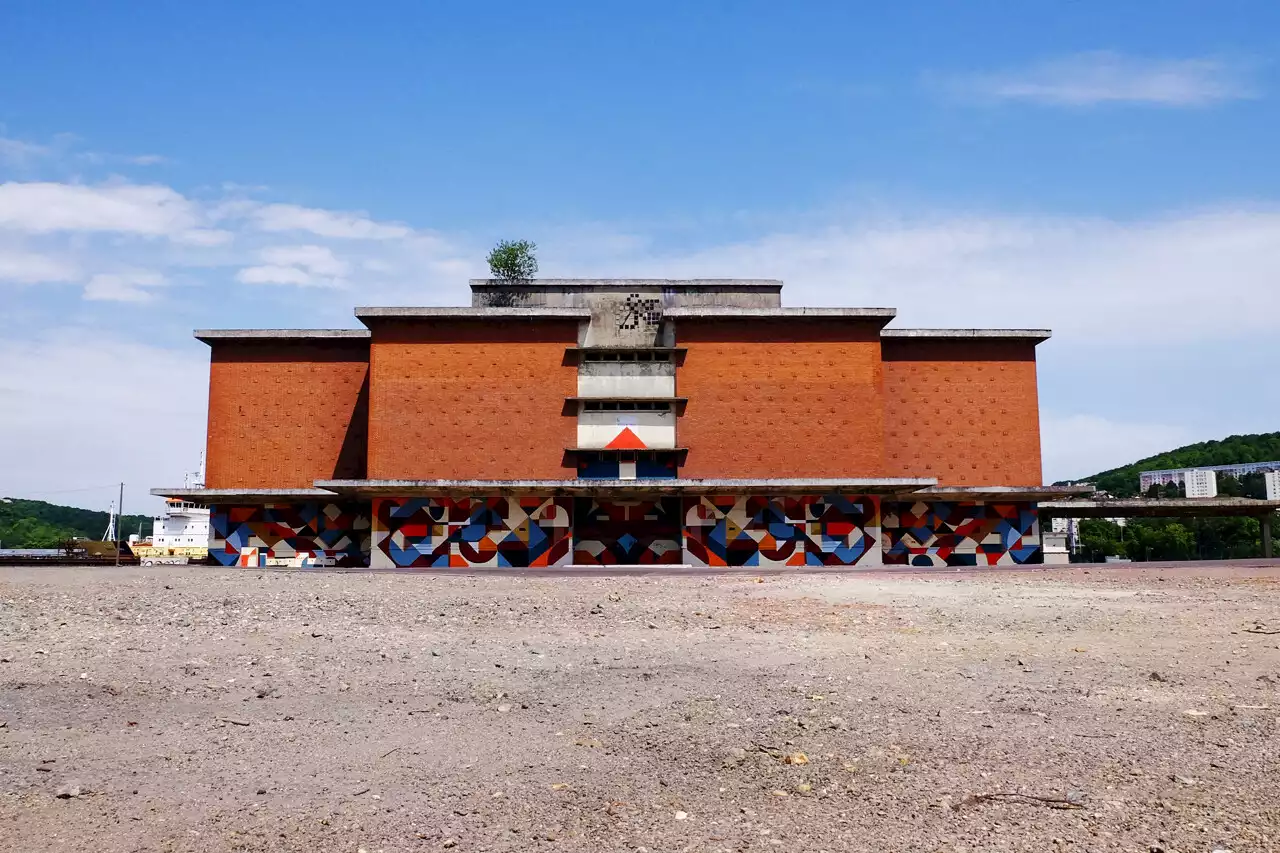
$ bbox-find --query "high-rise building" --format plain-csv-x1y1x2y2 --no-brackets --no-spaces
1184,469,1218,499
157,278,1079,570
1265,471,1280,501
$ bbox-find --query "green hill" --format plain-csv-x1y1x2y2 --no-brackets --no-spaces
1063,431,1280,497
0,498,152,549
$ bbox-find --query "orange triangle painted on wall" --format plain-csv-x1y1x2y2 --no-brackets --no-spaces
605,427,648,450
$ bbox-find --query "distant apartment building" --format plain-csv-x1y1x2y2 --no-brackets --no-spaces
1267,471,1280,501
1184,469,1218,499
1139,460,1280,493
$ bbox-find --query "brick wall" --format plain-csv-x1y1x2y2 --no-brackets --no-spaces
367,319,579,479
205,340,369,489
675,320,886,478
882,339,1042,486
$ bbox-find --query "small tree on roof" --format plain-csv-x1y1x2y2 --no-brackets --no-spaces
487,239,538,281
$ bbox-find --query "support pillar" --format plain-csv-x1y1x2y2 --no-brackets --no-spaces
1263,513,1273,560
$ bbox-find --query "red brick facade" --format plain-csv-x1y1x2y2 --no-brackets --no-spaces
366,319,579,480
201,322,1046,490
675,319,887,478
882,338,1043,486
205,340,369,489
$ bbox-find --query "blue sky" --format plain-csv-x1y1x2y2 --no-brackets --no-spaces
1,1,1278,510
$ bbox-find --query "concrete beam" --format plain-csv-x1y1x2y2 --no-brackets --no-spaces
1041,498,1280,518
469,279,783,290
194,329,370,344
665,307,897,319
355,307,591,319
150,487,342,503
881,328,1052,343
316,477,938,497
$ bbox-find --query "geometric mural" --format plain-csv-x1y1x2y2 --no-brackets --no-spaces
209,503,371,568
882,501,1041,566
572,498,683,564
683,494,881,568
372,496,572,568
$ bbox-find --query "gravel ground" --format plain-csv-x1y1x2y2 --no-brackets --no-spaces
1,563,1279,853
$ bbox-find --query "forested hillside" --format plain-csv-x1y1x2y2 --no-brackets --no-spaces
0,498,151,548
1065,432,1280,497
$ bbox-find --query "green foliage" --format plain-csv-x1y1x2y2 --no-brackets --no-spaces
0,498,151,548
1063,431,1280,497
486,239,538,281
1073,516,1264,563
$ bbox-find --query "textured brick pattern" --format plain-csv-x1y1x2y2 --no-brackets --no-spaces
675,320,886,478
882,339,1042,486
367,320,579,480
205,341,369,489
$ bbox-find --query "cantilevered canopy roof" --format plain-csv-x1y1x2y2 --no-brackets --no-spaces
1040,498,1280,518
912,485,1094,502
150,487,342,502
314,478,937,498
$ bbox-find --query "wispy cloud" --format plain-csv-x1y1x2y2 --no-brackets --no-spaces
0,137,52,167
83,270,167,302
940,51,1259,107
248,203,412,240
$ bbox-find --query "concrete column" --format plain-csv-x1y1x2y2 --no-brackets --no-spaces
1263,513,1274,560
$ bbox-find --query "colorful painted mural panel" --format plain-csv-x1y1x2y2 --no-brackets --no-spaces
882,501,1041,566
572,498,683,564
682,494,880,568
373,497,572,568
210,503,371,568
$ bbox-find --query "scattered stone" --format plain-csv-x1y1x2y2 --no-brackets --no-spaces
784,752,810,765
1149,671,1167,683
827,716,846,730
219,718,251,726
431,650,441,657
256,787,267,795
724,747,748,766
647,622,658,629
674,810,688,820
442,840,457,849
607,592,622,602
55,782,82,799
497,704,511,713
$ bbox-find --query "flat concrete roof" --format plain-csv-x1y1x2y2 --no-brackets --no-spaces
194,329,370,344
664,307,897,319
910,485,1094,501
355,307,591,320
1041,498,1280,518
151,487,341,503
469,279,783,290
881,328,1052,343
316,478,937,497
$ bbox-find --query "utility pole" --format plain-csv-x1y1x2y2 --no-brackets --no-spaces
115,482,123,567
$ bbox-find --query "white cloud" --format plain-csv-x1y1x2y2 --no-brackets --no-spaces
0,137,52,166
0,332,206,512
615,207,1280,343
0,181,200,237
248,203,412,240
0,248,79,283
260,244,350,277
236,264,324,286
83,270,167,302
235,244,351,287
128,154,168,166
1041,414,1197,483
943,51,1258,106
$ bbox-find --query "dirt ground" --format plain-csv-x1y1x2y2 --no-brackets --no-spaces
1,563,1279,853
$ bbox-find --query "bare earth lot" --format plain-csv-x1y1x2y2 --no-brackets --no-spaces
2,564,1279,853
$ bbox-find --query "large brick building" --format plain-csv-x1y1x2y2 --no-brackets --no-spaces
158,278,1079,569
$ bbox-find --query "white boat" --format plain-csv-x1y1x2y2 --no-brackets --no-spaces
129,460,210,565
